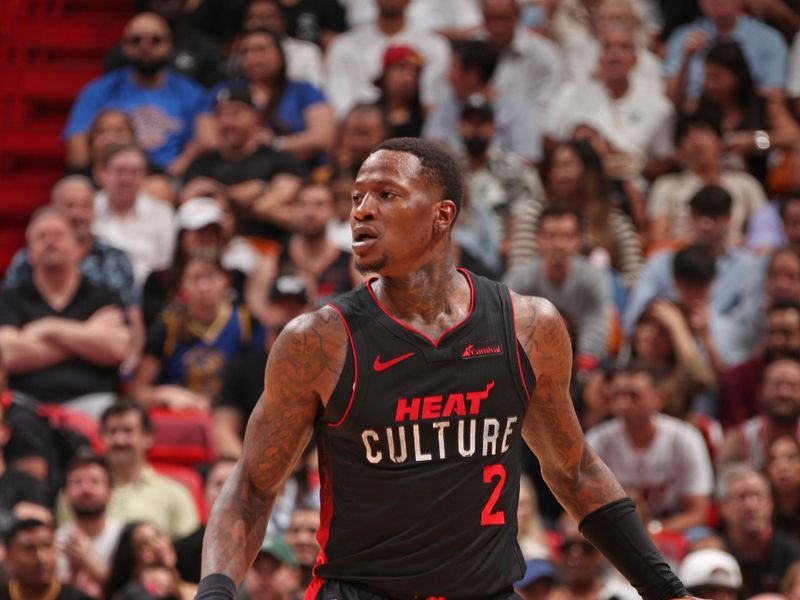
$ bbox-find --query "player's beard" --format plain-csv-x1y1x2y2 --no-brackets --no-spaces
354,252,388,275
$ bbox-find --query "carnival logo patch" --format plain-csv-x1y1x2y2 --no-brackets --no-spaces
461,341,503,359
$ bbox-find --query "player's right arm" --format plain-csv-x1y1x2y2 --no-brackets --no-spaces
200,306,348,588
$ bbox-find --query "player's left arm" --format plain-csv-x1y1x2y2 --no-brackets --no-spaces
511,292,691,600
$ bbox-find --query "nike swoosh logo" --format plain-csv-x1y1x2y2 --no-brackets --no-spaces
373,352,414,372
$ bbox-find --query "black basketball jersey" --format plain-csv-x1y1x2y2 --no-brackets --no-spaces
307,270,536,600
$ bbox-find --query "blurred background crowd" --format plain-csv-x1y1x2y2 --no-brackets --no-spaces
4,0,800,598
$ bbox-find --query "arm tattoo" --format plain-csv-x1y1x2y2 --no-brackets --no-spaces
202,307,346,584
514,294,625,519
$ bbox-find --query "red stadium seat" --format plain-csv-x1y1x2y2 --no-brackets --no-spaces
147,408,218,469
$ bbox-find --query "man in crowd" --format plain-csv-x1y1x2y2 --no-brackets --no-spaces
283,503,320,590
1,519,92,600
718,359,800,469
505,205,611,374
717,464,800,597
55,456,122,599
95,400,198,539
327,103,390,178
241,537,301,600
92,143,176,288
0,207,131,417
678,549,742,600
63,12,207,173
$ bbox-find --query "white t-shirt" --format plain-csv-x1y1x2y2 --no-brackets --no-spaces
56,519,124,597
546,77,674,161
585,414,713,519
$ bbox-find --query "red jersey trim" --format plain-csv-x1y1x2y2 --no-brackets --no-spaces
308,435,332,598
507,288,532,401
365,268,475,348
325,303,358,428
303,577,324,600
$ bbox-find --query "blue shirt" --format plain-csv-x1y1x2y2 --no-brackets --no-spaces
62,67,207,168
207,80,326,135
664,17,787,98
622,246,767,335
3,240,140,307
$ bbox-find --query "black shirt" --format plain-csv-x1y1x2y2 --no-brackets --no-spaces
0,583,93,600
731,529,800,597
279,0,347,46
183,145,307,241
174,526,205,583
0,469,50,511
217,349,267,425
0,277,124,402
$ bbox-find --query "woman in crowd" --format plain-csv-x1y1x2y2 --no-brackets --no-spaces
373,45,427,139
203,27,335,166
132,252,262,411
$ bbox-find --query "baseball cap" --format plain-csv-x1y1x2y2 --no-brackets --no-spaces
270,275,310,303
175,197,224,232
678,549,742,590
461,93,494,121
515,559,556,589
373,44,423,86
259,536,297,566
214,86,256,109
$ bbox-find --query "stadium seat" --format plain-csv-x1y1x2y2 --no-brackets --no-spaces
147,408,218,469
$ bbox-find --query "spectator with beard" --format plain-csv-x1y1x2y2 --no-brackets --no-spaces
183,86,306,256
1,520,92,600
717,464,800,597
719,359,800,469
104,0,225,87
55,456,122,599
283,503,319,590
456,93,544,268
720,300,800,428
63,13,207,174
214,275,312,458
246,181,359,324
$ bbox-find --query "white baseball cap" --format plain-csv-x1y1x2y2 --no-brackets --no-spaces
679,549,742,590
175,197,224,232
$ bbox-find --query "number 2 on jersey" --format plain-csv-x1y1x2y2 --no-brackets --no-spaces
481,464,506,526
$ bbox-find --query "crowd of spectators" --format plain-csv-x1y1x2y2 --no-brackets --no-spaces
7,0,800,598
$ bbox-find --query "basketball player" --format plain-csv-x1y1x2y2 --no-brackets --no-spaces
196,139,689,600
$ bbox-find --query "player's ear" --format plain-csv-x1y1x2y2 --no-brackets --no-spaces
433,199,458,234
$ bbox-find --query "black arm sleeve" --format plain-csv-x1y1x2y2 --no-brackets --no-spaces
578,497,689,600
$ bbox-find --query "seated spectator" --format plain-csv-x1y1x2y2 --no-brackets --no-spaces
373,45,427,139
505,205,611,373
214,275,312,458
510,140,643,292
55,456,123,599
765,436,800,539
691,41,800,186
132,253,262,411
625,185,765,335
327,103,390,178
104,0,225,88
93,401,198,539
238,0,324,87
586,362,714,533
748,191,800,253
678,548,742,600
647,115,767,249
173,458,236,584
720,300,800,428
3,176,143,360
664,0,787,104
284,503,320,589
142,196,249,329
0,400,50,517
0,207,130,417
423,39,542,163
549,513,638,600
1,519,92,600
241,536,301,600
62,13,207,174
93,144,176,288
204,28,335,166
628,300,716,431
514,559,556,600
246,182,358,322
717,464,800,597
104,521,195,600
183,87,305,256
324,0,450,118
457,93,545,266
718,359,800,469
546,27,674,175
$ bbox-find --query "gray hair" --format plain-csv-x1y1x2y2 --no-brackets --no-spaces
716,462,768,502
50,175,94,204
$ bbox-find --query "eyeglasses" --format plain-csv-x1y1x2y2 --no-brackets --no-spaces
125,34,166,46
560,540,597,554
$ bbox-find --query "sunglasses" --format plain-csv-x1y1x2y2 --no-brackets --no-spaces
125,34,166,46
560,540,597,554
